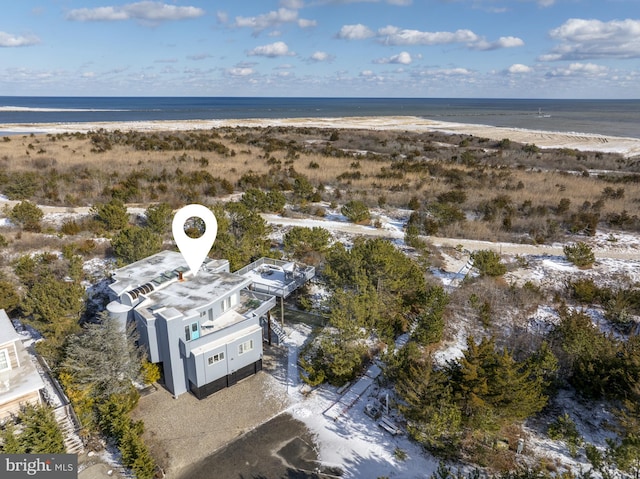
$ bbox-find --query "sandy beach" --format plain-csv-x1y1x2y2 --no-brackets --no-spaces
3,115,640,158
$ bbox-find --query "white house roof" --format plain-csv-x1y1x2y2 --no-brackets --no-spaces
0,310,21,346
140,270,250,319
109,251,229,297
0,310,45,408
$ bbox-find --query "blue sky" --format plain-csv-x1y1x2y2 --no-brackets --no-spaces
1,0,639,98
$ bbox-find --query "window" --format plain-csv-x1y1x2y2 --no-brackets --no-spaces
207,352,225,365
238,339,254,355
221,296,232,312
0,349,10,372
184,322,200,341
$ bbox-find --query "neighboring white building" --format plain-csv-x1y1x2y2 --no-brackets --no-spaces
106,251,277,399
0,309,45,420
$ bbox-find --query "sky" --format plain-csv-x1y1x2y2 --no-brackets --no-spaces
1,0,639,98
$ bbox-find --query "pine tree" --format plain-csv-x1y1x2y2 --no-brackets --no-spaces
111,225,162,264
62,311,144,399
449,336,548,430
1,404,66,454
0,423,25,453
396,355,462,454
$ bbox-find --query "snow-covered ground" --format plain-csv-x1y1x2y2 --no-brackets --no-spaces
3,194,640,477
268,211,640,478
282,323,440,479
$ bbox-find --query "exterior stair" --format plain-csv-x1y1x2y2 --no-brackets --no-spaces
451,257,474,287
54,405,84,454
269,320,288,345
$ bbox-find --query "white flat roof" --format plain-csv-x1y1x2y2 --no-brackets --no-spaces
190,324,262,356
141,271,251,318
109,251,229,297
0,310,21,346
0,318,45,407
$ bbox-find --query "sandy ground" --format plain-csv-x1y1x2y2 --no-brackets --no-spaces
3,115,640,157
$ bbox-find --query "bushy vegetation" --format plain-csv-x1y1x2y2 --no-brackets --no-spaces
3,126,640,475
283,226,331,264
394,336,552,459
209,201,274,271
563,241,595,268
341,199,371,224
111,225,163,265
59,312,156,478
0,404,66,453
550,307,640,400
14,253,86,365
471,250,507,277
8,200,44,231
301,238,427,385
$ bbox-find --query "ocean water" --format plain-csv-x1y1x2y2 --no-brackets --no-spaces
0,97,638,139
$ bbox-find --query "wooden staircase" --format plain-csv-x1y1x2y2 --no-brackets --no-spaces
54,404,84,454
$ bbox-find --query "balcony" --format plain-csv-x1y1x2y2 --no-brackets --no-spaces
180,288,276,358
235,257,315,298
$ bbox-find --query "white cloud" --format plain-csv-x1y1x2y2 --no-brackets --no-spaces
227,67,255,77
234,8,300,32
474,36,524,51
0,32,40,47
507,63,532,74
360,70,375,77
310,51,333,62
66,2,204,22
336,24,375,40
377,25,479,45
547,18,640,60
375,25,522,50
549,62,609,76
416,67,472,77
248,41,295,57
216,11,228,23
298,18,317,28
81,72,96,78
374,51,412,64
538,53,562,62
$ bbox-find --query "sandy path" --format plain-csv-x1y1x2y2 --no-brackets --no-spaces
3,201,637,261
3,115,640,157
264,214,640,260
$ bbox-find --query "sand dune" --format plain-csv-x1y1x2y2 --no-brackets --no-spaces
2,115,640,157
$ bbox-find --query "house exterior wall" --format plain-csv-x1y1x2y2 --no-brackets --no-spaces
186,322,263,389
0,391,41,420
0,309,45,421
0,344,20,371
106,251,278,399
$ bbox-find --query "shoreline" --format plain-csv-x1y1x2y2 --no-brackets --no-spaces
2,115,640,157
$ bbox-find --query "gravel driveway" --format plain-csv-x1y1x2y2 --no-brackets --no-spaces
131,345,290,479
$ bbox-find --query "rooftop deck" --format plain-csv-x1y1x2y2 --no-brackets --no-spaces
236,258,315,298
198,290,276,338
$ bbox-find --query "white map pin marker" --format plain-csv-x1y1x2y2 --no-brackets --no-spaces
172,204,218,277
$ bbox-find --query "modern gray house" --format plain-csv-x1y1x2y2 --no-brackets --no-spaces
106,251,277,399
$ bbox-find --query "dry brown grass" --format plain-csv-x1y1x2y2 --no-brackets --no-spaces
2,128,640,245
